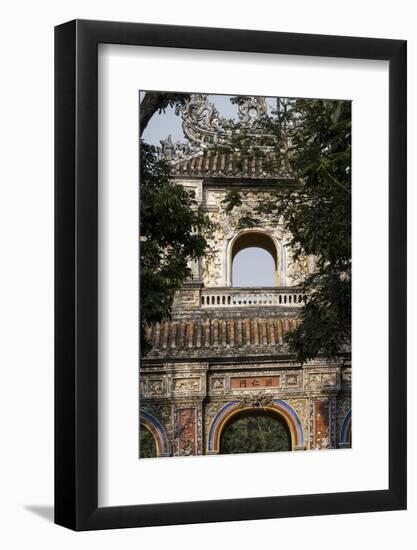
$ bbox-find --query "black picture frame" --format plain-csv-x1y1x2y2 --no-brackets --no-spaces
55,19,407,531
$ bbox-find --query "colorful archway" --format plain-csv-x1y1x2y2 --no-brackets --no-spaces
140,409,170,457
339,409,352,448
207,400,305,454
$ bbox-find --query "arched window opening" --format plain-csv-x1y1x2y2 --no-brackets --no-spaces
220,410,291,455
231,231,278,287
140,426,157,458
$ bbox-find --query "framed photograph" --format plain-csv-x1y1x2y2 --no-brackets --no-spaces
55,20,406,530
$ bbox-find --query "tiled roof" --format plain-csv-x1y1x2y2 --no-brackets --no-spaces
170,150,293,180
144,317,299,359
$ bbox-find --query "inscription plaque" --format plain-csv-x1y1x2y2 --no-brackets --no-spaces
231,376,280,389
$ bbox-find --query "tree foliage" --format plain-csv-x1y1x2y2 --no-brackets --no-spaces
221,413,291,454
140,92,189,135
139,427,157,458
140,142,213,353
221,98,351,363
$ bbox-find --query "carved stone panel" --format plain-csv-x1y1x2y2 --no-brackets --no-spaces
165,362,208,400
304,366,341,394
285,373,300,388
175,407,197,456
173,288,200,310
210,377,226,392
140,375,167,398
311,397,336,450
173,377,201,392
312,399,331,450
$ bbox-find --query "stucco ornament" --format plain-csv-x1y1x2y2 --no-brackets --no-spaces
237,96,268,125
175,94,233,149
238,393,274,408
201,189,288,287
157,94,287,165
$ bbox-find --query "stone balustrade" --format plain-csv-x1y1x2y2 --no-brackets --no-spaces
200,287,305,308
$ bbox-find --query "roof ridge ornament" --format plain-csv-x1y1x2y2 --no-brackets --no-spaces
237,96,268,125
174,94,233,148
157,94,294,172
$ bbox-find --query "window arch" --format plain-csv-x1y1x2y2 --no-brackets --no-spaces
227,230,279,287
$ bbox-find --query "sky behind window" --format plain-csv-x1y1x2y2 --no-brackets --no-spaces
232,248,276,287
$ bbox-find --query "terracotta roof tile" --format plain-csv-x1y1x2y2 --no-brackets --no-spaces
170,150,293,180
144,317,300,359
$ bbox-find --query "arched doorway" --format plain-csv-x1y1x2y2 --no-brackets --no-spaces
227,230,280,287
207,400,305,454
220,409,291,454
